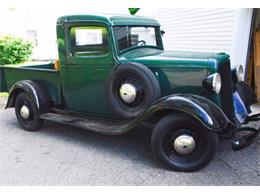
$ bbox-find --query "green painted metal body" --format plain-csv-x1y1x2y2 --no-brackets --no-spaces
0,14,232,119
0,63,61,105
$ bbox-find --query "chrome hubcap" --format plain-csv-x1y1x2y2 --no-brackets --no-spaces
119,83,137,103
173,134,196,155
20,105,30,120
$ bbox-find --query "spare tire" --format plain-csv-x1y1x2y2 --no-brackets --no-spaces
106,62,161,119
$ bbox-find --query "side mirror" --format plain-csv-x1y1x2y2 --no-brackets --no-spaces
160,30,165,36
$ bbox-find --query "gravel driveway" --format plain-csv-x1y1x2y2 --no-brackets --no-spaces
0,97,259,185
0,96,7,109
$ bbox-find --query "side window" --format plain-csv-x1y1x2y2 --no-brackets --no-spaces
70,26,109,57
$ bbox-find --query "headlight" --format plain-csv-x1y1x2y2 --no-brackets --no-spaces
212,73,221,94
203,73,222,94
236,65,244,82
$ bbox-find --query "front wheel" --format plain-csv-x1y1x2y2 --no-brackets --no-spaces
151,113,218,172
15,92,43,131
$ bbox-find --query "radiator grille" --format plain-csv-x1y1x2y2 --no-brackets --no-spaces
217,61,236,122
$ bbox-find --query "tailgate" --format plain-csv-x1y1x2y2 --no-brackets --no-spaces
0,66,7,92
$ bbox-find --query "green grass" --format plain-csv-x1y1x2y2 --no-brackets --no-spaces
0,92,8,97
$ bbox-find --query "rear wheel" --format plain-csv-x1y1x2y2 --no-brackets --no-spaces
151,113,218,172
15,92,43,131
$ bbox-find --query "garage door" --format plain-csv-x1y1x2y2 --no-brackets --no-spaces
156,8,236,54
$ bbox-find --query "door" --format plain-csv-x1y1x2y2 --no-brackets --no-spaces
64,22,114,116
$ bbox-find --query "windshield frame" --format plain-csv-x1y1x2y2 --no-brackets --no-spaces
112,25,164,55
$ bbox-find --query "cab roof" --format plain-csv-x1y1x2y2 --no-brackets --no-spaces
57,14,160,26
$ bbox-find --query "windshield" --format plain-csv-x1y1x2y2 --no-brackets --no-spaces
113,26,162,54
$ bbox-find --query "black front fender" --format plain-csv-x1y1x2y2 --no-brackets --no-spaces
236,81,257,113
138,94,231,132
6,80,50,112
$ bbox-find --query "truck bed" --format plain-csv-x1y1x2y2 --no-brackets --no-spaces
0,62,61,105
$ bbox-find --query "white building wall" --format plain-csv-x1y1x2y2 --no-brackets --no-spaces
155,8,237,54
0,8,140,60
0,8,56,60
0,8,28,39
1,8,251,64
230,8,253,69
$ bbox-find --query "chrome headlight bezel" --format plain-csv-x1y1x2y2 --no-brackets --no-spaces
203,73,222,94
212,73,222,94
236,65,244,82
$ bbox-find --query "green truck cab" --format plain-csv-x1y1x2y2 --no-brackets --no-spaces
0,14,259,172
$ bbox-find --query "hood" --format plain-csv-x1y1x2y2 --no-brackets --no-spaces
118,48,230,69
117,48,231,100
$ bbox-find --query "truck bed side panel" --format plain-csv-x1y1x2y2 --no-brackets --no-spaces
3,67,61,105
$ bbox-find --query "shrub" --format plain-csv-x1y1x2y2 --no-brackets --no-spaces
0,36,33,65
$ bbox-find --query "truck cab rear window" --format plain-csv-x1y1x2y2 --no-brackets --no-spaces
70,26,108,56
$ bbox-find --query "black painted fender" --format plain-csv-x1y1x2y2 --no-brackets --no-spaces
36,93,232,135
5,80,50,113
236,81,257,113
130,94,231,133
102,94,232,135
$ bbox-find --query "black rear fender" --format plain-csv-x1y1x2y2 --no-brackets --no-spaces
6,80,50,113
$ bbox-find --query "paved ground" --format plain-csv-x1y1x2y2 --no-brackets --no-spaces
0,97,259,185
0,96,7,110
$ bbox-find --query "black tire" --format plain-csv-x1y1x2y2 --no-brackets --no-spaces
151,113,218,172
15,92,43,131
106,63,161,119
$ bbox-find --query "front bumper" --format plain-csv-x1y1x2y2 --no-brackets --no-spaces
231,91,259,151
231,112,260,151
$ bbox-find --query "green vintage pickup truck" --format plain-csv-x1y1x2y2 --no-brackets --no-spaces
0,14,259,172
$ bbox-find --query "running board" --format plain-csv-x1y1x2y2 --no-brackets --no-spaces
40,112,134,135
